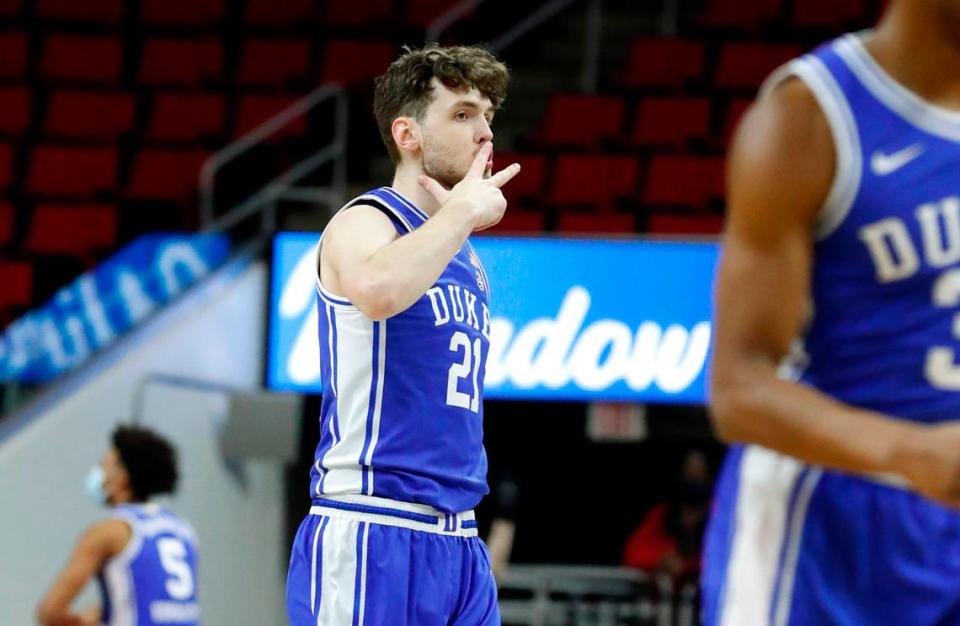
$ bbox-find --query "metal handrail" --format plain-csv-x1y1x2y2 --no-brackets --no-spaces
487,0,579,53
199,83,349,233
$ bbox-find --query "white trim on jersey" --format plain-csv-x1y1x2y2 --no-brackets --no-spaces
761,56,863,241
315,517,362,625
771,467,822,626
837,34,960,142
379,187,430,222
102,520,142,626
319,308,381,495
362,321,386,495
717,446,809,626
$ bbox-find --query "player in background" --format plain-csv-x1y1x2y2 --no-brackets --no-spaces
37,426,198,626
285,44,520,626
704,0,960,623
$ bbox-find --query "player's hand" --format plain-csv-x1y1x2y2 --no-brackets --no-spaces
890,422,960,507
418,142,521,232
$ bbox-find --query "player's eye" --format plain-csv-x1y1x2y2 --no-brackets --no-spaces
455,111,468,121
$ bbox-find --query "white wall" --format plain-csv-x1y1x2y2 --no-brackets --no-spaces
0,258,288,625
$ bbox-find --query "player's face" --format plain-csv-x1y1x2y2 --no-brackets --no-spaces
101,447,129,505
418,79,495,189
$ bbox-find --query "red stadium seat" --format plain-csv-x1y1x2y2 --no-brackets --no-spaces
0,143,11,189
140,38,223,86
244,0,313,26
495,151,546,209
36,0,123,22
486,210,546,234
548,155,639,212
41,35,122,84
622,39,705,88
234,94,307,138
0,0,22,18
45,91,135,140
629,97,711,149
0,32,27,80
0,86,31,136
25,204,118,255
715,43,801,89
405,0,468,26
647,212,724,235
140,0,225,25
148,92,225,142
535,94,625,148
0,201,12,245
325,0,392,25
238,39,312,86
791,0,868,28
127,148,209,200
556,212,635,234
321,40,394,88
644,155,724,208
721,98,753,147
27,145,117,196
698,0,781,31
0,261,32,307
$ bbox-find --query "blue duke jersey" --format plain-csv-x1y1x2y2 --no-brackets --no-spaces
703,33,960,626
97,504,200,626
311,187,492,513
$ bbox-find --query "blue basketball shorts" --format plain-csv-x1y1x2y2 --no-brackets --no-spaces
702,445,960,626
286,494,500,626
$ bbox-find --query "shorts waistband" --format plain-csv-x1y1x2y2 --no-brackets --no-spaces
309,493,478,537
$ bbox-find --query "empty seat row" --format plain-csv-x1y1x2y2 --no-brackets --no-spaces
533,93,751,149
5,0,456,27
697,0,870,31
0,33,394,88
497,152,725,212
0,89,314,141
0,144,207,200
621,38,801,89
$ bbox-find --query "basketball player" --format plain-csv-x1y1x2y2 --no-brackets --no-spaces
37,426,199,626
704,0,960,623
285,44,520,625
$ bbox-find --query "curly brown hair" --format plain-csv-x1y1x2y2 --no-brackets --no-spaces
373,44,510,164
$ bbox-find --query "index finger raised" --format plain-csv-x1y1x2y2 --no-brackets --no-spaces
465,142,493,180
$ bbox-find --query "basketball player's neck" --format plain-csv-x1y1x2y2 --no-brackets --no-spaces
391,164,442,217
868,0,960,110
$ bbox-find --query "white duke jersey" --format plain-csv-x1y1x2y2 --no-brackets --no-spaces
310,187,493,513
97,504,200,626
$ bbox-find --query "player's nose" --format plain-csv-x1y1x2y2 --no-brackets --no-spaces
477,118,493,144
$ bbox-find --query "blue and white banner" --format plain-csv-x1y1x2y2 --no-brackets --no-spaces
269,234,717,404
0,234,230,383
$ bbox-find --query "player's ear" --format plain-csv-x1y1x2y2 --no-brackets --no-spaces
391,116,421,156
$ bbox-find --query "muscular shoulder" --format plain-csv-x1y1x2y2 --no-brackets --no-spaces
323,204,398,247
728,76,835,235
80,518,132,561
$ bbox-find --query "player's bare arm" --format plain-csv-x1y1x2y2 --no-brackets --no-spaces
321,142,519,320
711,77,960,506
36,520,130,626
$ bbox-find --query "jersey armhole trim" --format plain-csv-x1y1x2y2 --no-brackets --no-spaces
760,57,862,240
106,515,143,567
314,194,411,310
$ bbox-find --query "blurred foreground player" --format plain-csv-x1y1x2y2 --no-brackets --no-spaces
705,0,960,623
285,44,520,626
37,426,198,626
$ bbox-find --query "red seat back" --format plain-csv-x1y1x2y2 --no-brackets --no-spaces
536,94,625,148
28,145,117,196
